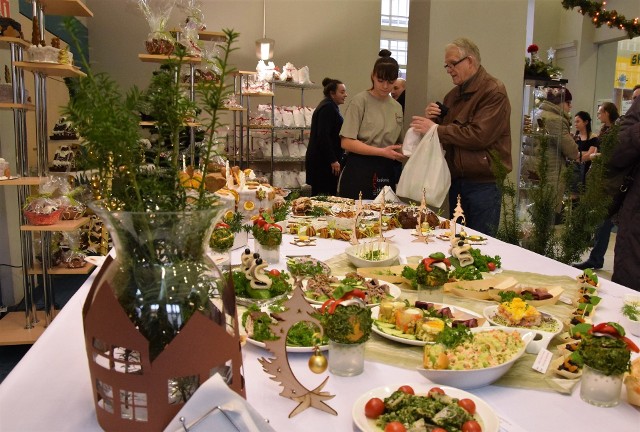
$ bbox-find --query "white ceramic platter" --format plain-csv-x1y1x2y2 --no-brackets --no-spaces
352,384,499,432
371,304,489,347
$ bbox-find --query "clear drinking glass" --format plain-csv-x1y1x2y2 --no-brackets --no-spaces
328,340,365,377
580,364,623,407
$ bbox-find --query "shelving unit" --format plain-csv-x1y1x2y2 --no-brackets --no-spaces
233,72,320,187
0,0,94,342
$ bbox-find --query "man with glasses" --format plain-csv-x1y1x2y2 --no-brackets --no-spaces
410,38,511,236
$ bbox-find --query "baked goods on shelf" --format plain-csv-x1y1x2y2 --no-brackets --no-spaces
50,117,78,140
49,145,77,172
210,164,277,218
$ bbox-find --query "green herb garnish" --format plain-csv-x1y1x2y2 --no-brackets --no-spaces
435,324,473,348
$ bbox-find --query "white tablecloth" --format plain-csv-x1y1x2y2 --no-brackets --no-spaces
0,228,638,432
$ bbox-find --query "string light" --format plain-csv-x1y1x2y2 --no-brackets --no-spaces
562,0,640,39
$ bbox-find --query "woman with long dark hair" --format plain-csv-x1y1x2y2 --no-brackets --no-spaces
305,78,347,195
337,49,405,199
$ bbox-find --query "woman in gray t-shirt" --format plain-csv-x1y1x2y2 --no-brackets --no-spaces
338,49,405,199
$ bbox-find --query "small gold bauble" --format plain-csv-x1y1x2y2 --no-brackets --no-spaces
308,349,327,374
460,230,468,238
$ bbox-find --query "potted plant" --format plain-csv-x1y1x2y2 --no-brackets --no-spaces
63,20,243,431
578,322,639,407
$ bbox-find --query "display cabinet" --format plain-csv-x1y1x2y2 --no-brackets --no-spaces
517,78,568,219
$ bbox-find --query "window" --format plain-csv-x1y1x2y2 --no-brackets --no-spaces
381,0,409,78
381,0,410,28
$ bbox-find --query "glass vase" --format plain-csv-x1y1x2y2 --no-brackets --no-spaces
580,364,624,407
328,340,365,377
417,284,444,304
91,204,226,361
255,242,281,264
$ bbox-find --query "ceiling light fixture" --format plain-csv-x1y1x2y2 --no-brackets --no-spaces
255,0,275,60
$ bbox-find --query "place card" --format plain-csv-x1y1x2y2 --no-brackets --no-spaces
532,348,553,373
558,294,573,305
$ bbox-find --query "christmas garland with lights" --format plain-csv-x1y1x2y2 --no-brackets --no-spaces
561,0,640,39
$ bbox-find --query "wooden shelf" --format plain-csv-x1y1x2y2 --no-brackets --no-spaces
0,36,30,49
138,54,202,64
0,102,35,111
0,176,42,186
21,216,90,232
39,0,93,17
198,31,227,42
28,263,95,275
139,120,201,127
0,312,48,345
14,61,86,78
221,106,246,111
240,91,274,97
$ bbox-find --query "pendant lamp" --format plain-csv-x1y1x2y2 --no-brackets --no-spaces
255,0,275,60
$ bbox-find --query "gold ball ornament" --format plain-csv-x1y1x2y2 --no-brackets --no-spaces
459,230,468,238
308,346,327,374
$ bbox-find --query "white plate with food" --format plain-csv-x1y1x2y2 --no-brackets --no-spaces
371,303,489,347
245,335,328,353
352,384,499,432
302,276,401,307
483,304,563,354
286,256,331,277
243,305,328,353
417,326,535,389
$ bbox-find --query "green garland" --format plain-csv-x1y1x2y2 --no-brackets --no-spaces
562,0,640,39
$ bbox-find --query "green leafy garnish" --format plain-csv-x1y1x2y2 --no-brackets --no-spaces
434,324,473,348
622,303,640,321
468,248,502,272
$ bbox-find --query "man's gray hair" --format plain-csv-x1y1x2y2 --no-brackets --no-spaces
446,38,481,64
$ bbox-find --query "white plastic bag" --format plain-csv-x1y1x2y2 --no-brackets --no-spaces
298,66,311,84
402,127,422,156
396,125,450,206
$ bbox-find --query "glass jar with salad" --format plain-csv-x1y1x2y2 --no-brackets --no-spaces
578,322,639,407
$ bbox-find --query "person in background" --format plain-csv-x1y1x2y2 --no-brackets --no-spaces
537,87,580,221
410,37,511,236
305,77,347,195
609,94,640,289
571,111,598,191
391,78,406,113
338,49,405,199
573,101,620,270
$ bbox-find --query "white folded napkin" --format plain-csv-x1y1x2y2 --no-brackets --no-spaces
164,374,275,432
373,186,403,203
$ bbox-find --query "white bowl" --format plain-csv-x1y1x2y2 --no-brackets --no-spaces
345,242,400,268
416,326,534,389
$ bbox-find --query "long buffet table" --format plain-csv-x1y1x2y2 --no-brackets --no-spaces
0,227,638,431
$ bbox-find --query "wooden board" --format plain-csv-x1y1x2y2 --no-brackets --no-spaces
0,312,48,345
39,0,93,17
0,102,35,111
28,263,95,275
21,216,90,232
14,61,86,78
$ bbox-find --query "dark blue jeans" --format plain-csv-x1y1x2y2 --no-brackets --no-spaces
587,218,614,268
449,179,501,237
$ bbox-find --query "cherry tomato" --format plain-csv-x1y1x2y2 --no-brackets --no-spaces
384,421,406,432
268,269,281,277
428,387,445,397
487,262,496,271
457,398,476,415
432,429,447,432
215,222,230,229
364,397,385,419
397,385,415,395
589,323,619,337
623,336,640,353
462,420,482,432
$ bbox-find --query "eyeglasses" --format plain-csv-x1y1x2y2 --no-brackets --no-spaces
444,56,469,70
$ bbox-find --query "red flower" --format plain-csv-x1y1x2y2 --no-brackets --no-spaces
527,44,539,53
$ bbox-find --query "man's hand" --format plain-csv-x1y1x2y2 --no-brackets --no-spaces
410,116,436,134
424,102,441,119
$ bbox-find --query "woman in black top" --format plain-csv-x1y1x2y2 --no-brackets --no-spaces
305,77,347,195
572,111,599,187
